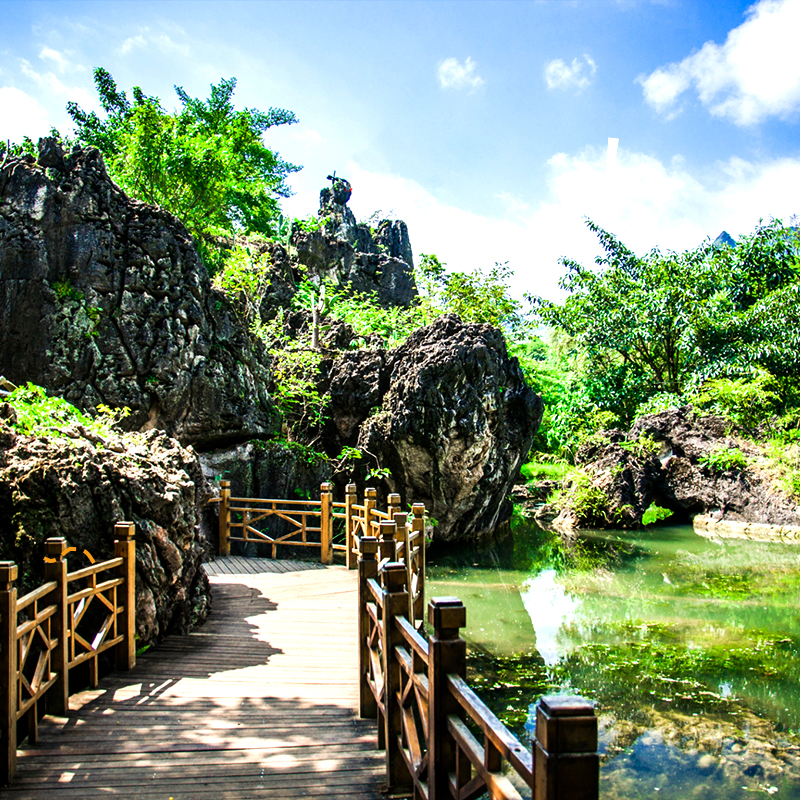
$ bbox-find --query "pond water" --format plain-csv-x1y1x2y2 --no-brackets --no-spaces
427,518,800,799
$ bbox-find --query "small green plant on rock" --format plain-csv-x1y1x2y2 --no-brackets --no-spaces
699,446,749,473
642,503,674,526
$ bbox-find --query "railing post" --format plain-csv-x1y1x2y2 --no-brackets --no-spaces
427,597,467,800
387,493,401,520
345,483,357,569
393,513,411,616
219,480,231,557
380,562,412,792
44,538,68,716
378,520,397,565
114,522,137,671
364,487,377,537
533,696,599,800
358,536,379,719
0,562,18,786
320,482,333,565
411,504,426,625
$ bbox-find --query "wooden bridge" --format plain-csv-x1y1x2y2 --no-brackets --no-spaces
1,485,599,799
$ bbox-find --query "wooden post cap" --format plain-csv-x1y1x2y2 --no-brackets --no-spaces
365,487,377,498
114,522,135,540
379,520,397,535
320,482,333,492
536,695,598,754
538,696,595,717
360,536,379,556
428,597,466,634
412,504,425,517
45,537,67,558
388,493,401,504
220,480,230,488
346,483,357,494
0,562,18,585
381,561,407,591
393,512,408,526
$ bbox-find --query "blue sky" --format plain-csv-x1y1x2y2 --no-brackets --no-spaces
1,0,799,299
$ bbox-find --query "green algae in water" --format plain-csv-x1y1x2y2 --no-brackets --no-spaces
427,522,800,799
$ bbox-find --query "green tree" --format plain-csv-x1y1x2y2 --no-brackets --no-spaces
417,255,528,340
67,68,300,244
530,218,800,403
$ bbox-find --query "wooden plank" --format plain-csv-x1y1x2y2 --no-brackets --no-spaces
10,565,385,799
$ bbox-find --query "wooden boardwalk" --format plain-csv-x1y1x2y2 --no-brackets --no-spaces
4,558,385,799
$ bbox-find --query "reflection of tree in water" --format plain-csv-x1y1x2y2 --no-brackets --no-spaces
452,522,800,799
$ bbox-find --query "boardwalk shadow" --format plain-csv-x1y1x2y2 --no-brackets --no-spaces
9,568,383,798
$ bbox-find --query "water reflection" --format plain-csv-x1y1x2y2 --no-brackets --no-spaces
427,519,800,799
520,569,578,666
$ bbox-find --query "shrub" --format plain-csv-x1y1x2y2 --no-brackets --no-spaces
699,446,749,473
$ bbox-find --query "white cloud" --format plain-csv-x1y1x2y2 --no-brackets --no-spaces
638,0,800,125
18,60,95,111
303,145,800,304
437,57,484,91
0,86,51,142
119,34,147,55
118,30,190,58
39,47,70,73
544,55,597,91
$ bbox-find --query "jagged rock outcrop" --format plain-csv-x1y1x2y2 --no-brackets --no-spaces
0,141,276,449
544,407,800,530
353,316,543,543
0,404,212,645
293,175,417,307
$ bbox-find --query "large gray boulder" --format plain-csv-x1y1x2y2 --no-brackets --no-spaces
0,141,276,449
356,316,543,543
545,407,800,529
0,404,212,645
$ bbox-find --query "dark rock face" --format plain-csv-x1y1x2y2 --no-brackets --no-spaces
0,141,276,449
0,406,212,645
357,316,543,543
292,175,417,307
554,407,800,529
634,408,800,525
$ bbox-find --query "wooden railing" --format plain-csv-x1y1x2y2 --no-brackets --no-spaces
357,535,599,800
217,483,425,618
0,523,136,786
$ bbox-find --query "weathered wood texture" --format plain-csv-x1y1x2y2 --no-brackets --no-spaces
5,561,385,799
1,528,137,786
357,541,599,800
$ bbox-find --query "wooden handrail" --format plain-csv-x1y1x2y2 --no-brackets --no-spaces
1,524,137,786
357,534,599,800
216,482,428,590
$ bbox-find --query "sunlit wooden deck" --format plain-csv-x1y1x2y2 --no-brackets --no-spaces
6,558,384,799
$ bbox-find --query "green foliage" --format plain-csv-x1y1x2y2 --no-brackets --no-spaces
641,502,674,526
692,370,781,429
530,218,800,409
293,279,427,349
53,278,83,302
417,255,529,341
699,446,749,473
4,383,130,441
765,431,800,499
550,470,609,522
618,433,660,459
67,68,300,247
269,349,329,434
295,215,323,233
211,245,271,327
520,457,575,483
